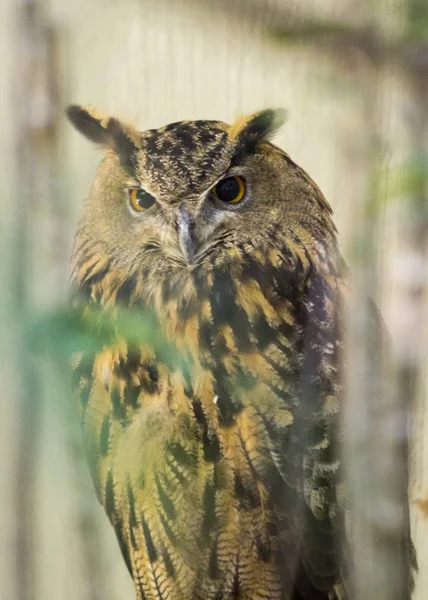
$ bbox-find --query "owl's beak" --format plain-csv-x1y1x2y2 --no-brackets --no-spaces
175,204,194,264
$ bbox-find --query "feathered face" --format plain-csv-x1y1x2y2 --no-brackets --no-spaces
68,105,336,314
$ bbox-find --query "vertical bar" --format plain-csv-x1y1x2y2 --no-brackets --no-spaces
12,2,60,598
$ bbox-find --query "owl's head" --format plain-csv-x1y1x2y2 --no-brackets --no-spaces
68,105,336,305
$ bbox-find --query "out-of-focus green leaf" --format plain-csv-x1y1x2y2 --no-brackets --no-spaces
29,302,193,375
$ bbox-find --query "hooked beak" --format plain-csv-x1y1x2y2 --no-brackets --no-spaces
176,204,194,264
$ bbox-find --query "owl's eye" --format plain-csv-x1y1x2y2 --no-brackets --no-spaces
213,176,246,204
128,188,156,212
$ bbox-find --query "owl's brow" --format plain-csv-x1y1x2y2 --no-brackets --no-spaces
229,140,263,168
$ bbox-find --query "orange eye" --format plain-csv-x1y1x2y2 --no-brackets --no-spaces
213,176,246,204
128,188,156,212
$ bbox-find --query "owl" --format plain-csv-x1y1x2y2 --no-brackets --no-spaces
67,105,415,600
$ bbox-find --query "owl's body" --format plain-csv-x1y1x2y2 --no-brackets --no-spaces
68,106,413,600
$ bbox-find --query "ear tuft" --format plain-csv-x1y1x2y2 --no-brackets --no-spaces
66,104,140,170
105,117,140,170
66,105,111,145
229,108,286,152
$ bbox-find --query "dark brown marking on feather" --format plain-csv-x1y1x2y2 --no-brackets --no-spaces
162,121,180,133
177,296,198,324
241,255,269,286
213,462,228,491
135,576,147,600
127,481,138,528
159,512,179,546
163,547,176,579
198,126,222,144
239,433,261,485
167,441,197,470
114,517,133,575
213,332,229,357
191,399,222,462
155,475,177,521
308,420,329,449
140,369,157,394
129,524,138,550
201,480,216,536
234,473,260,509
76,262,111,299
115,348,140,378
174,126,198,151
277,319,298,343
263,378,295,408
212,369,243,427
161,276,180,305
271,261,304,299
232,363,258,391
199,320,213,350
216,396,242,427
198,145,228,184
231,566,240,598
105,469,115,516
210,272,252,352
258,411,293,461
252,312,280,351
99,415,111,456
142,516,158,562
263,353,293,384
191,399,205,424
111,386,127,420
146,361,159,386
208,539,220,579
145,138,170,174
274,336,297,358
255,536,272,563
115,274,139,306
123,380,140,409
203,429,222,462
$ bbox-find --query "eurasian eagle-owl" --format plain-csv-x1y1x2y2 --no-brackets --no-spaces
67,105,414,600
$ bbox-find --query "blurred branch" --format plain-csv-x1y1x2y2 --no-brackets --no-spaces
186,0,294,28
271,22,428,73
189,0,428,71
271,21,384,63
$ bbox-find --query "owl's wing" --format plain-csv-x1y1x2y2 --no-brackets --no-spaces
289,251,349,600
277,243,416,600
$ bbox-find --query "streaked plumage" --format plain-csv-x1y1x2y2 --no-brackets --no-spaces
67,105,414,600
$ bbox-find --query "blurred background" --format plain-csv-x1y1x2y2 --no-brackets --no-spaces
0,0,427,599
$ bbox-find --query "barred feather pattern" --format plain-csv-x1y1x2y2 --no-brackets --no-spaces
71,227,347,600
